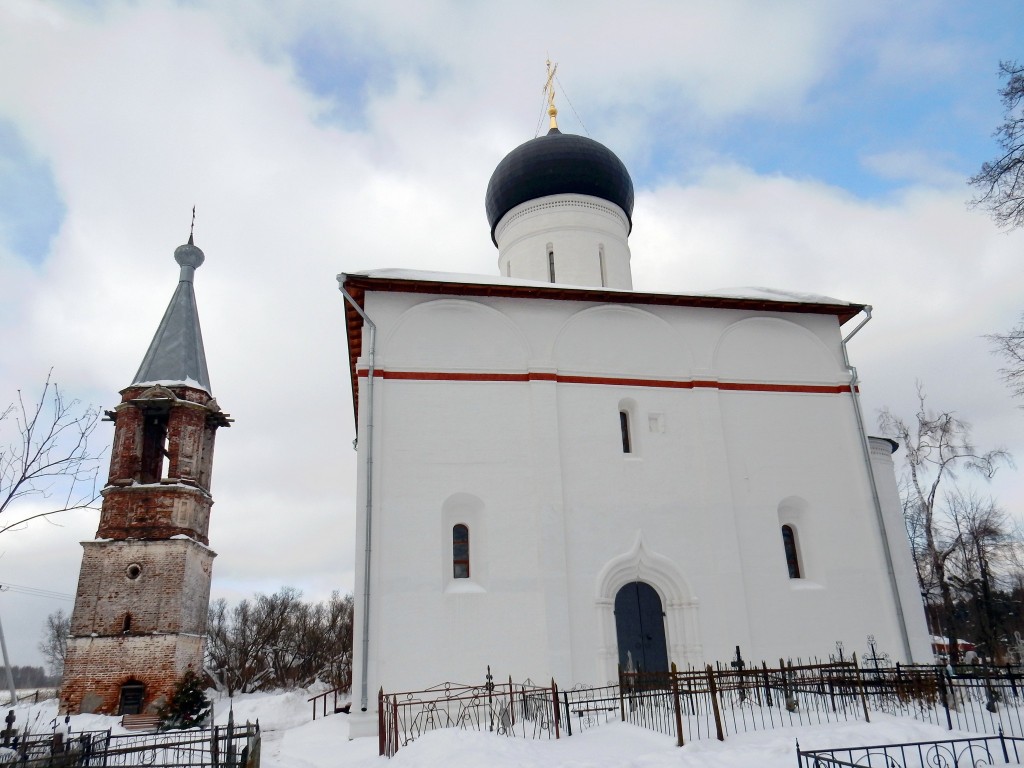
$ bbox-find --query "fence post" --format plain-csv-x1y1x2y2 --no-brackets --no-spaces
487,665,494,732
102,727,111,768
508,676,516,728
851,653,870,723
618,664,626,723
550,679,560,740
762,661,773,708
561,691,572,737
937,669,953,730
81,733,92,765
227,708,236,766
211,725,220,767
392,696,399,756
705,664,724,741
670,662,684,747
377,687,385,757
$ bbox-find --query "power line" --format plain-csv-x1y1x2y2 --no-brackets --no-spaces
0,582,74,601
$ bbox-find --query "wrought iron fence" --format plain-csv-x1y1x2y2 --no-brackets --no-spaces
849,664,1024,738
796,732,1024,767
557,684,619,735
378,676,559,757
3,721,259,768
615,660,871,745
374,661,1024,756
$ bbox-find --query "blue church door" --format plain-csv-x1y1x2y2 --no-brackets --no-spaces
614,581,669,674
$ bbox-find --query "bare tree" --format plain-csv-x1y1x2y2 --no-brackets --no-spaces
973,62,1024,400
986,315,1024,402
205,597,274,696
970,60,1024,229
37,609,70,679
943,491,1017,659
0,372,103,534
205,589,354,695
323,591,354,691
879,385,1012,663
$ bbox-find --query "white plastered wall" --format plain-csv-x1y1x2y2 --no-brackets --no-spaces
346,287,930,736
494,194,632,289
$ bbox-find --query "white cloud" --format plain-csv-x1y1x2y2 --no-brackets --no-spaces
860,150,965,188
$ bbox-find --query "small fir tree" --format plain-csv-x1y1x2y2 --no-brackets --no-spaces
158,670,211,730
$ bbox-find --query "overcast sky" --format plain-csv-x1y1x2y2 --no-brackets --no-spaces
1,1,1023,669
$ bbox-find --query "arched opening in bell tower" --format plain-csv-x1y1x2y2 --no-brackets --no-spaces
140,409,170,484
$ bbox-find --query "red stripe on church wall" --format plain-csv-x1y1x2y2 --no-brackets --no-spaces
355,369,856,394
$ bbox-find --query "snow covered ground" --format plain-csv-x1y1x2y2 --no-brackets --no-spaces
3,689,1010,768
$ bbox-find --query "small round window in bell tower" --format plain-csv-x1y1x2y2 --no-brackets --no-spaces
126,563,142,580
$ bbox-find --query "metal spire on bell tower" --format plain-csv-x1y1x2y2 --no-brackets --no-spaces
131,211,212,392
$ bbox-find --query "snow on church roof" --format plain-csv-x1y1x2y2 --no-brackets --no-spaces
342,268,863,316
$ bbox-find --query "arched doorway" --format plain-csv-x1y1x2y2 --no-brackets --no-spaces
614,581,669,673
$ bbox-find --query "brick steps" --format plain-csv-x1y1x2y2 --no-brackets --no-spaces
121,714,161,731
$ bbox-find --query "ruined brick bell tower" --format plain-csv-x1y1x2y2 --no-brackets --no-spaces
60,234,230,715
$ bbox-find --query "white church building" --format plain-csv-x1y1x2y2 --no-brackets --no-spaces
338,102,931,736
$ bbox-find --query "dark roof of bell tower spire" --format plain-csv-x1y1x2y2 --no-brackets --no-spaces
131,236,212,392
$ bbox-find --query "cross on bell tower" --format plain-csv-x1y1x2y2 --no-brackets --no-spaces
59,232,230,716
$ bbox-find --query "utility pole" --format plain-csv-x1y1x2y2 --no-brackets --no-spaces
0,587,17,706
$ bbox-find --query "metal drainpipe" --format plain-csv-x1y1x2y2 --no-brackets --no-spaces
840,306,914,662
338,277,377,712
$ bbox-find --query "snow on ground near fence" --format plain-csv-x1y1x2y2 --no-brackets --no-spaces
4,689,992,768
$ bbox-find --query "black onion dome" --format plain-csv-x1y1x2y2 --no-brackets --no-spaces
485,128,634,244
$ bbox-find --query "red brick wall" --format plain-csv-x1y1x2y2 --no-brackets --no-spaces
97,484,213,543
60,634,204,715
106,384,220,493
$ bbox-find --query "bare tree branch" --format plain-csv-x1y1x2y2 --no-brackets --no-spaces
986,312,1024,403
0,371,104,533
970,61,1024,229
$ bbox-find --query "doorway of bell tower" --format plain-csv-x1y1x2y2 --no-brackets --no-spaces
614,581,669,674
118,681,146,715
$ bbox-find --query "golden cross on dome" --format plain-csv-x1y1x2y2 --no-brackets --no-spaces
543,58,558,130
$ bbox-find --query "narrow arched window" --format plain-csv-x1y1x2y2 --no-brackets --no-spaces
619,410,632,454
598,244,607,287
781,525,801,579
453,524,470,578
122,613,132,633
547,244,556,283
